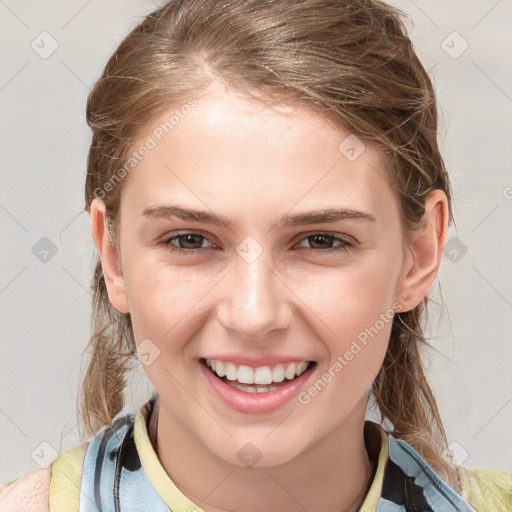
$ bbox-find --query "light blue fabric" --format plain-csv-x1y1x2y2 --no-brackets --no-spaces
380,435,477,511
77,401,479,511
79,411,169,511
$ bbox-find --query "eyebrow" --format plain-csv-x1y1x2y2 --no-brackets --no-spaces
142,204,377,229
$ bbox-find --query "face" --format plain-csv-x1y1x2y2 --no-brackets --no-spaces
94,82,418,467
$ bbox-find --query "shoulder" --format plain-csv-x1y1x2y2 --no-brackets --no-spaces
0,401,153,512
459,466,512,512
0,465,52,512
0,441,90,512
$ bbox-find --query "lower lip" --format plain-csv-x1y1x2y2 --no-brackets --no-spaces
199,360,316,414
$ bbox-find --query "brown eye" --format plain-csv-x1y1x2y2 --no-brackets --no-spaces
159,232,216,255
297,233,353,254
171,233,205,249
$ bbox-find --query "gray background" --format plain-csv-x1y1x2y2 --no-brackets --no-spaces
0,0,511,484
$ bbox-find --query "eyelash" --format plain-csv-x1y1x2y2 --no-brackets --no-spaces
158,231,354,256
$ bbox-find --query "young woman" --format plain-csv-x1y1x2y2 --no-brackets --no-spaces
1,0,511,510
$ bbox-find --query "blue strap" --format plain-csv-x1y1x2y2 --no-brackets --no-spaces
78,412,170,511
376,435,477,511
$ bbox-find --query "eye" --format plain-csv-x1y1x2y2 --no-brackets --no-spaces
159,231,216,255
296,233,353,254
158,231,354,256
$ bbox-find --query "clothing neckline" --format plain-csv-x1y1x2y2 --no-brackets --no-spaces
135,396,389,512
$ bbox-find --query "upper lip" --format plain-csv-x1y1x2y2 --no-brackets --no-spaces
200,356,315,367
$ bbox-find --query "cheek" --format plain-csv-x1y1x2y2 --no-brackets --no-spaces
292,256,398,400
292,256,400,339
125,264,206,388
123,255,226,359
124,239,401,354
123,257,197,337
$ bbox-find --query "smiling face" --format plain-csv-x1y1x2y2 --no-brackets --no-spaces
92,82,419,467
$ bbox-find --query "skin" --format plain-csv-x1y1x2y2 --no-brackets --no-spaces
91,81,448,512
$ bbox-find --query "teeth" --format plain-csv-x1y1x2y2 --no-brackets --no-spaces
228,382,283,393
205,359,310,384
225,362,238,381
213,360,226,377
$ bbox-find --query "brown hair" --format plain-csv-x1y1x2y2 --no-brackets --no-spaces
79,0,460,489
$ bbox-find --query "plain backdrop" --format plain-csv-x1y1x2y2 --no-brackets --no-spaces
0,0,511,484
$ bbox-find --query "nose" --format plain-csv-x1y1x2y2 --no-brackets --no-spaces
216,249,292,340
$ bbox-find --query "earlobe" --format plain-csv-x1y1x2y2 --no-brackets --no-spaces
395,189,449,313
90,198,130,314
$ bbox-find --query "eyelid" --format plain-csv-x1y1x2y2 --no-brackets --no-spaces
159,230,356,245
159,230,358,256
293,231,357,245
159,230,217,246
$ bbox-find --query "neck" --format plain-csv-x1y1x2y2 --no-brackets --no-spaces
149,396,376,512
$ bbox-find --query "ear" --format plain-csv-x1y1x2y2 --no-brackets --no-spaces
90,198,130,314
395,189,449,313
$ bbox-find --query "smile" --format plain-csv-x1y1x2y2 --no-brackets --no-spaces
205,358,312,389
199,358,317,414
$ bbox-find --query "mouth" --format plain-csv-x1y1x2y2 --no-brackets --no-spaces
199,358,317,414
201,358,316,392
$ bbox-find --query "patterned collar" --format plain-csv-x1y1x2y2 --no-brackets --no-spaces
131,396,474,511
47,395,510,511
72,395,478,511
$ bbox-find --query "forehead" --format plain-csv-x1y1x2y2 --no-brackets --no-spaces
119,84,396,222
